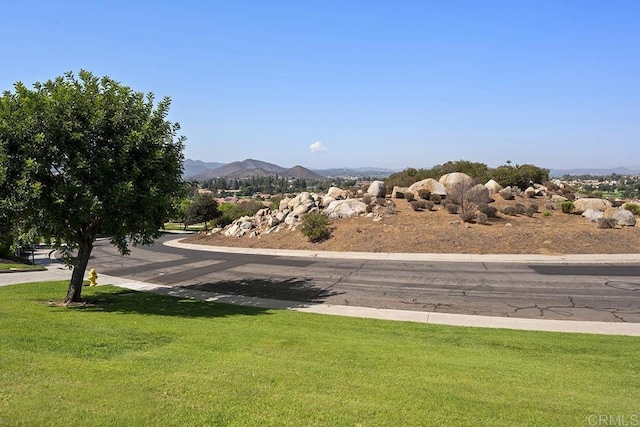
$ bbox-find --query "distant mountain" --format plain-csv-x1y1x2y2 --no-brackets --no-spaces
189,159,327,181
183,159,225,179
199,159,287,179
549,167,640,177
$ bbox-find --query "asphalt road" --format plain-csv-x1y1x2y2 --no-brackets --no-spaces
89,236,640,323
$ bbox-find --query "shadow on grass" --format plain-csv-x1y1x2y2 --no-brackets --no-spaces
185,277,344,305
75,287,272,318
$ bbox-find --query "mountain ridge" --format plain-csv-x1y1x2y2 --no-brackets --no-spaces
187,158,326,181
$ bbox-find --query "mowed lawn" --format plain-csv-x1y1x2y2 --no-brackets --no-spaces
1,282,638,426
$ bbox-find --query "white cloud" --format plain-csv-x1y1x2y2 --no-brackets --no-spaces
310,141,327,153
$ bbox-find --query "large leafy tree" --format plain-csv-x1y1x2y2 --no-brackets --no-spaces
0,70,185,303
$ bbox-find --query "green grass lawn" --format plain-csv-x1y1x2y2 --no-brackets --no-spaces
163,222,206,232
0,262,46,272
1,282,638,426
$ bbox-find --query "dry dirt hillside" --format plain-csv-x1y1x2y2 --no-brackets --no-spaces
185,195,640,255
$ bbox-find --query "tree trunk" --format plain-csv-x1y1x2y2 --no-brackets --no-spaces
64,236,94,303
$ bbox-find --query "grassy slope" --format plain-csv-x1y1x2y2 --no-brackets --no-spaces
0,282,637,426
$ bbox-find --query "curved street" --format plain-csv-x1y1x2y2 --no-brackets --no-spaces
87,235,640,324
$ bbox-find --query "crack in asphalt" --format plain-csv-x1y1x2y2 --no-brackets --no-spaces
399,299,454,312
505,296,640,322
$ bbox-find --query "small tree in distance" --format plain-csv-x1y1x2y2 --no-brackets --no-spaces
185,193,220,230
0,70,185,303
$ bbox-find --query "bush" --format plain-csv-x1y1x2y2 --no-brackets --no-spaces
424,201,434,211
417,189,431,200
301,212,331,242
597,218,617,229
217,200,264,227
268,197,282,211
515,203,527,215
430,194,442,204
543,210,552,217
478,204,498,218
529,203,539,213
623,203,640,216
459,211,476,223
476,212,488,225
376,197,387,206
446,203,460,214
560,201,575,214
362,193,372,204
525,207,536,217
501,206,517,216
405,191,415,202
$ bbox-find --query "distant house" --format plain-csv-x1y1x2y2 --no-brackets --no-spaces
197,189,213,195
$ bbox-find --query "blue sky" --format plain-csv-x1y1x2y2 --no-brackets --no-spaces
1,1,638,170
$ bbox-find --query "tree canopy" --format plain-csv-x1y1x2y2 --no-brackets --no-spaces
0,70,185,302
385,160,549,190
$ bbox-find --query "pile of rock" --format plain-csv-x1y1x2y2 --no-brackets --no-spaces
213,181,397,238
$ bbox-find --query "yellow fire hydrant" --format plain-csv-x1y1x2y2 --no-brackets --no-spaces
88,268,98,287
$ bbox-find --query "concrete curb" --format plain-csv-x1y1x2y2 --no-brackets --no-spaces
164,238,640,264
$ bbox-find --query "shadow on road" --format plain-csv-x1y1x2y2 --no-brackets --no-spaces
185,277,344,304
75,287,272,318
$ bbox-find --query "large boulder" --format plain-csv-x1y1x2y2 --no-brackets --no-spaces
287,192,312,209
498,186,515,201
367,181,386,198
408,178,447,197
324,199,368,219
439,173,474,192
551,194,568,203
279,197,291,211
582,209,604,222
573,198,612,214
391,186,409,199
293,201,315,215
326,187,347,200
485,179,502,194
612,209,636,227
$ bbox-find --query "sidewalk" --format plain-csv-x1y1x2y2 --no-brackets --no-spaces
1,246,639,336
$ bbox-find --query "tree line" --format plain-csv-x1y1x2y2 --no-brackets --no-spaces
385,160,550,190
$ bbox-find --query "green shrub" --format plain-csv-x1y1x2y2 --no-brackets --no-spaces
217,200,264,227
269,197,282,211
446,203,459,214
301,212,330,242
543,210,552,217
560,201,575,214
623,203,640,216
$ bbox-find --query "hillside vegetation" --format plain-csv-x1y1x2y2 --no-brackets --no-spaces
386,160,549,190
